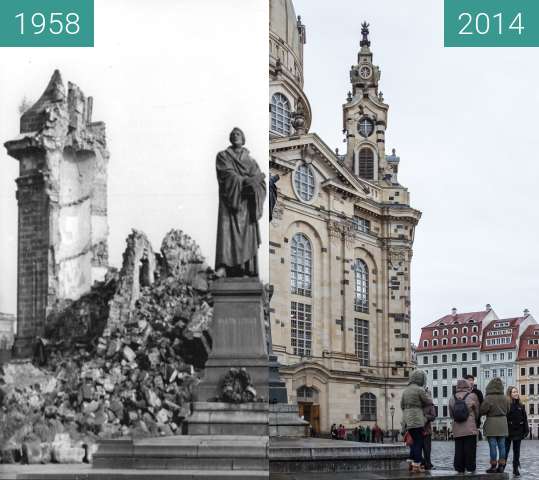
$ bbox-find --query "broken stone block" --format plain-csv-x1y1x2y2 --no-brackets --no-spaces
122,346,136,363
52,445,85,463
155,408,170,424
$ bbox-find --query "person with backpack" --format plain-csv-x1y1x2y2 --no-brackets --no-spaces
449,378,480,473
400,370,432,473
480,377,509,473
504,386,529,476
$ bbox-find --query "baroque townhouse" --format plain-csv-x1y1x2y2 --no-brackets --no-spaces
479,311,536,394
416,307,497,434
517,324,539,437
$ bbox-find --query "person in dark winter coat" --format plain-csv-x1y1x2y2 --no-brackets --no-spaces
504,386,529,477
465,374,484,430
449,379,479,473
422,389,437,470
480,377,509,473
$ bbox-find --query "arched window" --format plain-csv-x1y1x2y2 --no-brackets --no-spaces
433,330,439,337
472,326,478,333
432,339,438,347
291,233,312,296
423,340,428,347
294,164,315,201
358,148,374,180
271,93,291,135
451,337,457,345
463,327,468,334
443,329,448,336
360,393,377,421
354,259,369,313
442,338,448,346
471,335,478,343
452,328,458,335
462,337,468,344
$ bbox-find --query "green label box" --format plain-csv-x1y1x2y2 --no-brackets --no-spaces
445,0,539,47
0,0,93,47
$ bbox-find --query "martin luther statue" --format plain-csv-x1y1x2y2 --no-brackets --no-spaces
215,128,266,278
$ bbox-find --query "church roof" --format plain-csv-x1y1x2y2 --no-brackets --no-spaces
270,0,301,62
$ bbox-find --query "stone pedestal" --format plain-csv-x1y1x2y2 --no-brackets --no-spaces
269,404,309,438
194,278,269,403
188,402,269,436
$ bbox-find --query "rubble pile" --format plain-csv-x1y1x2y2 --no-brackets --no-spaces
0,229,214,464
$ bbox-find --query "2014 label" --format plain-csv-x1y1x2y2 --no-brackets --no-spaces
458,12,524,35
15,12,80,35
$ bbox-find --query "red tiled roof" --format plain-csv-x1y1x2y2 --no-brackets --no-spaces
417,310,487,352
480,317,524,351
518,324,539,360
424,311,489,328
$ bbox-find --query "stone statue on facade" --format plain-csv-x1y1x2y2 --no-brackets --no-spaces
269,174,280,222
215,128,266,278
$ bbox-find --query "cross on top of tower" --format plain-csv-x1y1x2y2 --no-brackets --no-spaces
360,21,370,47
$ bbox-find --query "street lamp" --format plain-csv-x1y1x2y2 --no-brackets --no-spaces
389,405,395,442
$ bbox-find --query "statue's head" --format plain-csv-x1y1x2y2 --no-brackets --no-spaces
229,127,245,147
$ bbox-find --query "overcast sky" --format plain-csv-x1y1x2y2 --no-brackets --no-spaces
0,0,268,316
295,0,539,343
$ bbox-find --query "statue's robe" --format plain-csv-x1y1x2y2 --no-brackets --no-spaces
215,146,266,276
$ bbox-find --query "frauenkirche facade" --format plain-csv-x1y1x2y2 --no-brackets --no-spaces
269,0,421,433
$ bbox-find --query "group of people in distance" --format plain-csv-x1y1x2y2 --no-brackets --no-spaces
401,371,528,475
330,423,385,442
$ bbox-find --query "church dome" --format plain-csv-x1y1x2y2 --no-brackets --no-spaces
270,0,301,64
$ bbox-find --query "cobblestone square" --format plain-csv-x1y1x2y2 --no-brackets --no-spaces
431,440,538,477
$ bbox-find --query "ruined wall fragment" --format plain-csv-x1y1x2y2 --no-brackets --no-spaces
4,70,109,356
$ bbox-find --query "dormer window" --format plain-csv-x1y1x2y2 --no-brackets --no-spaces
433,330,439,337
443,329,448,336
423,340,429,347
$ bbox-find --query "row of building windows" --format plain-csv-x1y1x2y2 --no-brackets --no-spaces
423,352,478,365
520,384,539,396
484,368,513,379
486,352,513,361
427,366,478,381
423,336,478,347
527,350,539,358
521,367,538,376
485,337,512,346
432,326,479,336
487,329,512,336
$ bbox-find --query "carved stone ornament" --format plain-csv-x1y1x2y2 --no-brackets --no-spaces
220,367,259,403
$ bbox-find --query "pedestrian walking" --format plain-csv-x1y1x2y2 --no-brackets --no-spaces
449,378,479,474
330,423,338,440
504,386,528,477
480,377,509,473
400,370,431,473
422,388,437,471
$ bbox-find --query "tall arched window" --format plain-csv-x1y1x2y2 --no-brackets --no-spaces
294,164,315,202
271,93,291,135
291,233,312,297
360,393,377,421
358,148,374,180
354,259,369,313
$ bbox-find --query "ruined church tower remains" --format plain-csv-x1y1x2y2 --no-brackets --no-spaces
4,70,109,357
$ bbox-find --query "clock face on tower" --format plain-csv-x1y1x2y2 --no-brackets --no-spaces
359,65,372,79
